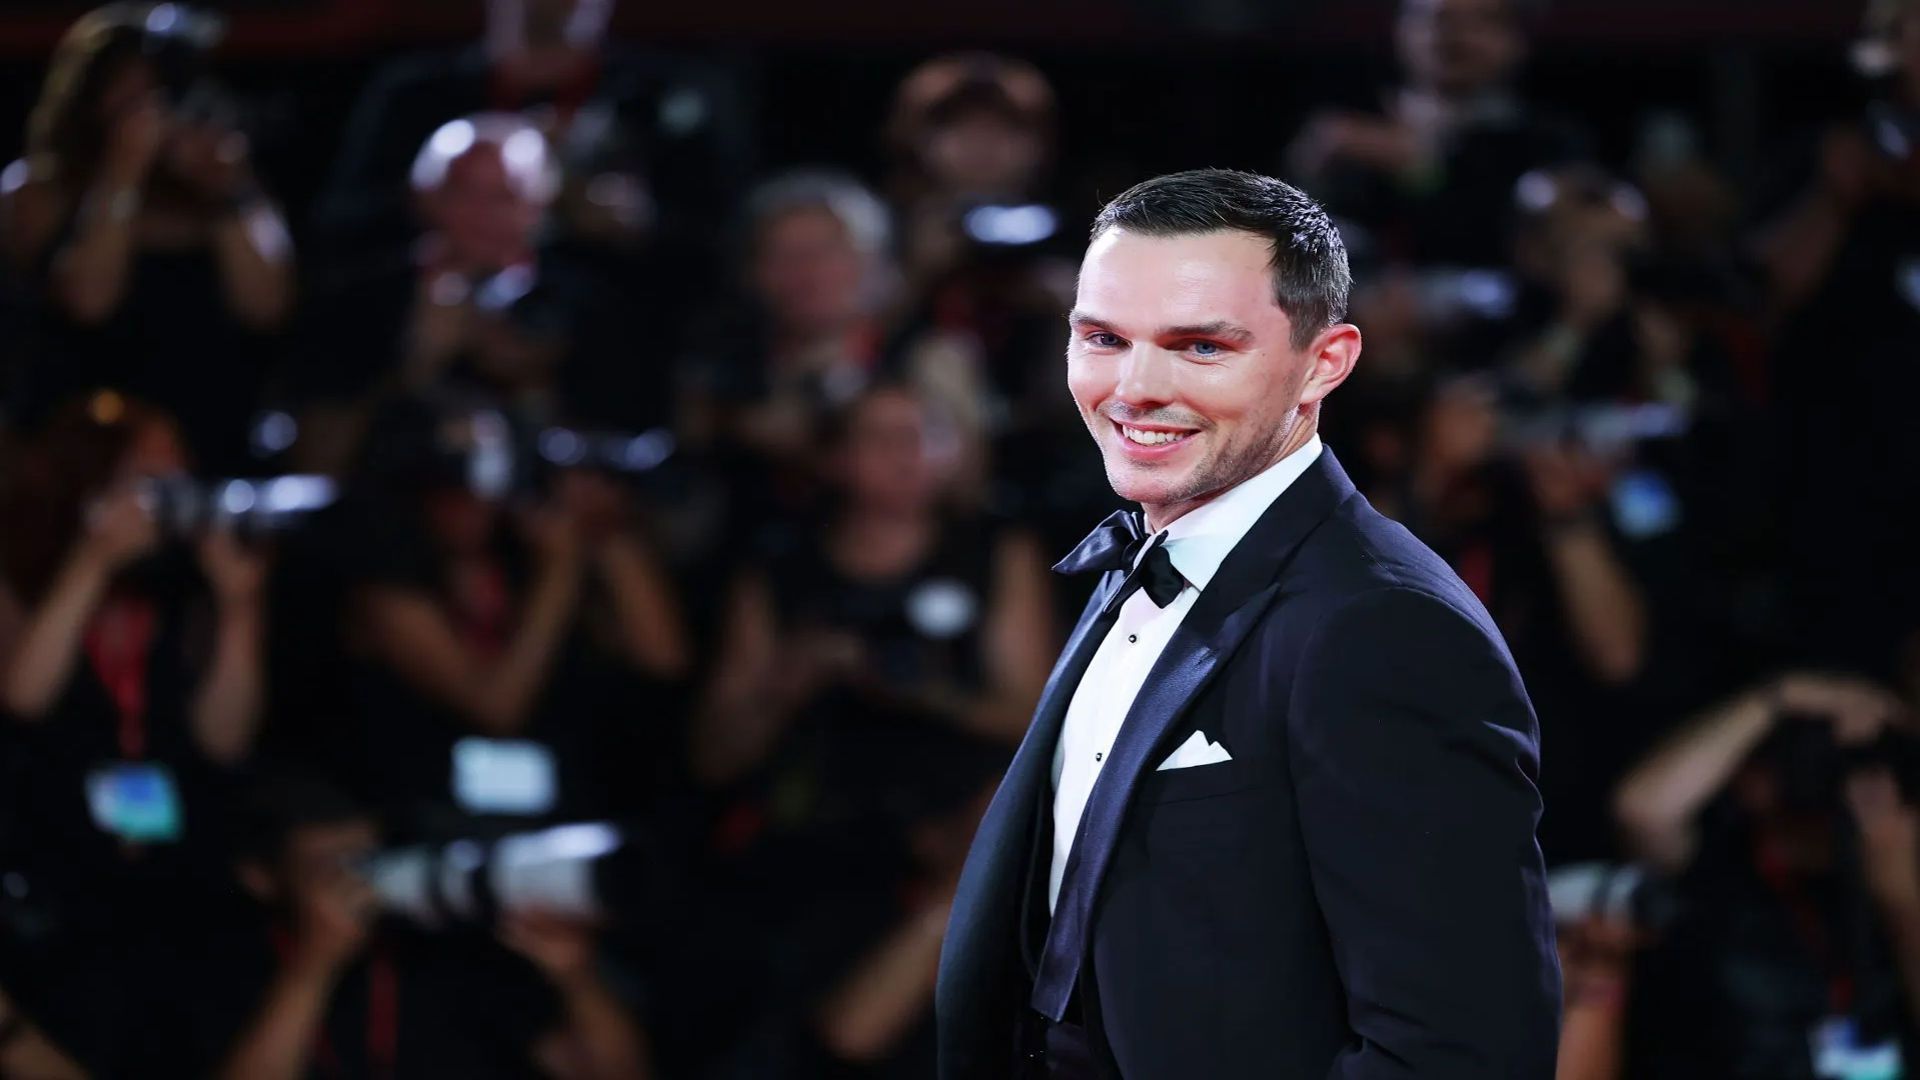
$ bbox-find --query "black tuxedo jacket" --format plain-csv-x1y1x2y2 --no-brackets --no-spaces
936,449,1562,1078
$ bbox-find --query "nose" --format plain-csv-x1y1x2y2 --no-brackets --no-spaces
1112,345,1175,410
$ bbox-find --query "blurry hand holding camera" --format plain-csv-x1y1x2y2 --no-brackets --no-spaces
196,526,266,607
80,482,162,570
103,92,167,189
288,858,379,975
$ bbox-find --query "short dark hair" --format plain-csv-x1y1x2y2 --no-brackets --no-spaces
235,775,370,865
1090,169,1352,349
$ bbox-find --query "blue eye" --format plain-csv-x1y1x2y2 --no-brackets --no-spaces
1086,332,1123,349
1189,341,1222,357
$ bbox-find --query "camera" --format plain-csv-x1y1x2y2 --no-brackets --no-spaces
135,473,339,538
361,398,676,503
1547,861,1679,933
1499,401,1691,458
359,822,640,929
1758,718,1920,815
137,4,226,106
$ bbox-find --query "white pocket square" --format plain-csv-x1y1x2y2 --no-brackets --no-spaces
1156,729,1233,771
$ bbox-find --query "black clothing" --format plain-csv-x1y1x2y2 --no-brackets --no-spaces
938,449,1562,1079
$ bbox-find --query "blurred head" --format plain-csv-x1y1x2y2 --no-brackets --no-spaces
1419,374,1501,476
1,392,185,601
889,53,1055,202
352,396,512,557
1856,0,1920,84
824,384,958,514
745,170,892,338
236,778,380,906
412,114,559,270
1511,165,1650,283
1069,170,1361,524
28,6,162,179
1396,0,1529,100
487,0,614,53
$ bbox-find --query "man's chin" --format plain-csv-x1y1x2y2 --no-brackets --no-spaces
1102,459,1193,509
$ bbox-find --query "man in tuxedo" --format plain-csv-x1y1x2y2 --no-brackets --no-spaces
936,169,1561,1078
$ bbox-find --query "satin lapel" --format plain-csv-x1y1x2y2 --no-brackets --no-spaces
1048,449,1357,959
1050,577,1281,895
940,571,1123,983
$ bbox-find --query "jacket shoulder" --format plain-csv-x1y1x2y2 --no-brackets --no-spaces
1272,491,1505,648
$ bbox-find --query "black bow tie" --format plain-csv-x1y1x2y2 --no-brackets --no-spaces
1054,510,1186,612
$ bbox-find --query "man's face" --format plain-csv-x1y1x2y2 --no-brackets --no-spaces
1068,228,1317,521
1397,0,1523,99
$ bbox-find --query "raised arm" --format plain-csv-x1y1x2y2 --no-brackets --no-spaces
217,861,374,1080
188,529,267,766
2,486,157,720
1289,587,1561,1078
1614,673,1908,874
502,914,651,1080
351,510,582,737
8,98,164,323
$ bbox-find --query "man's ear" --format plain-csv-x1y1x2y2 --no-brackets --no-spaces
1298,323,1363,407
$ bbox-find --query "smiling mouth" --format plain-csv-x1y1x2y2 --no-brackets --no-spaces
1112,420,1198,448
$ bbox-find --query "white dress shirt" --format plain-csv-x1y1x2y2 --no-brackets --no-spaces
1048,435,1323,912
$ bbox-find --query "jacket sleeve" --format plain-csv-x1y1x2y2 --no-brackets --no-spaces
1287,586,1562,1078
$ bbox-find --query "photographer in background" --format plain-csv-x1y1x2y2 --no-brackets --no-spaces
884,53,1057,299
1754,0,1920,688
694,382,1052,788
292,112,659,453
0,394,265,1076
314,0,747,262
1286,0,1589,269
192,778,649,1080
1614,673,1920,1076
674,169,896,559
336,394,686,832
1,3,294,475
882,54,1078,476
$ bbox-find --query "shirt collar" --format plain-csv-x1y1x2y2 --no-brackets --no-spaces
1151,435,1323,592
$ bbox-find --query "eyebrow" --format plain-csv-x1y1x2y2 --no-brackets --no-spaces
1068,312,1256,346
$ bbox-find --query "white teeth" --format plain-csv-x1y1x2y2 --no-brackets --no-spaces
1120,425,1186,446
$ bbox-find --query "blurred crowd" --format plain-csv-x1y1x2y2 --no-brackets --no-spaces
0,0,1917,1076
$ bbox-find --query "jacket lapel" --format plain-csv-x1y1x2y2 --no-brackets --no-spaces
1045,449,1357,981
937,571,1122,1037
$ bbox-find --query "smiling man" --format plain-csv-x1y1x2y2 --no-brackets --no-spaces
936,169,1561,1079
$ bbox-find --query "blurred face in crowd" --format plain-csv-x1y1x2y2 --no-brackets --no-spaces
1397,0,1525,99
1730,763,1838,873
752,205,870,338
426,488,502,556
92,55,157,131
424,143,543,271
835,389,948,514
919,108,1044,200
1421,378,1500,476
116,415,190,484
1069,228,1358,526
244,818,380,905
